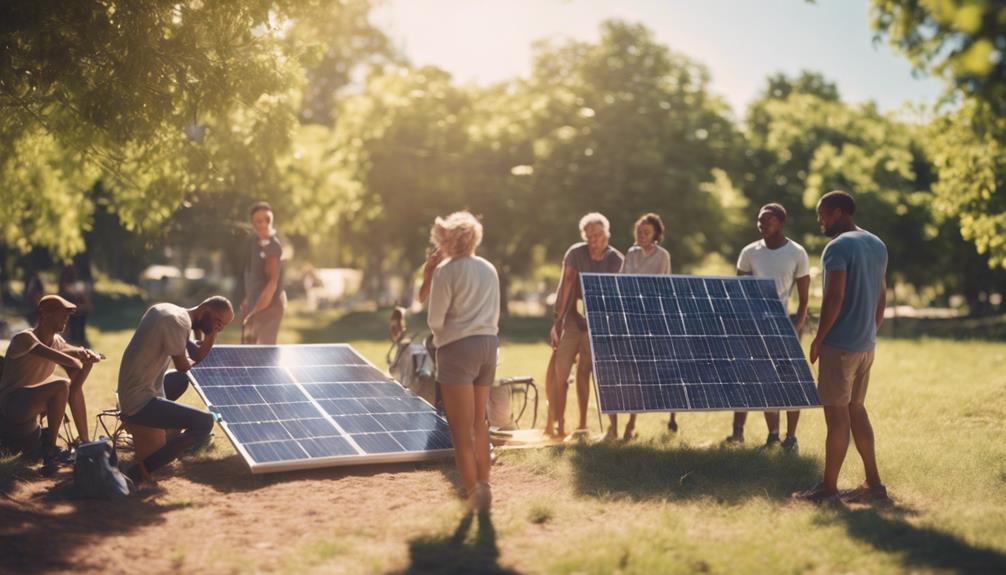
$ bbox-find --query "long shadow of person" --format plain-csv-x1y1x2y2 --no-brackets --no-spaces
400,511,519,575
826,504,1006,574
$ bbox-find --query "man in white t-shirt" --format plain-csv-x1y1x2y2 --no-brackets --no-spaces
725,203,810,452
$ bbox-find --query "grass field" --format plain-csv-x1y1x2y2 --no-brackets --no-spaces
2,296,1005,574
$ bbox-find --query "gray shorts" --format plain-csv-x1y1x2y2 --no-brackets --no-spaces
436,335,499,387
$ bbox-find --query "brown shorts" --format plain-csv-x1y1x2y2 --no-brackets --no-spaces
817,345,875,406
436,335,499,387
554,321,592,383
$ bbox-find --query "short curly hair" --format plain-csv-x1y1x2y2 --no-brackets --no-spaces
579,212,611,240
634,213,665,243
431,211,484,258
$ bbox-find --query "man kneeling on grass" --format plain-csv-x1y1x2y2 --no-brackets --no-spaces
116,296,233,485
0,295,102,474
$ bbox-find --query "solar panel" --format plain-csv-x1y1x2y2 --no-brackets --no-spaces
188,344,452,473
581,273,820,413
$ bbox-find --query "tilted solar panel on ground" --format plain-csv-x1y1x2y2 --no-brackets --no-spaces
188,344,452,473
581,273,821,413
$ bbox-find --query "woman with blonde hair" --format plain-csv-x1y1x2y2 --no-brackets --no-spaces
423,211,500,511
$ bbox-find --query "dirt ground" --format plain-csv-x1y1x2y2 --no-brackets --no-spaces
0,449,551,574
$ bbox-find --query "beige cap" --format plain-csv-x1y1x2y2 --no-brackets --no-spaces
38,294,78,315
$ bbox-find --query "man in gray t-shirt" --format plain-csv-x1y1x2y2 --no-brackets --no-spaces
117,296,233,484
549,213,623,439
794,191,889,504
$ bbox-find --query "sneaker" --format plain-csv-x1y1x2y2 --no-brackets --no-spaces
760,434,781,449
667,418,679,433
792,482,838,504
38,446,70,477
722,434,744,445
839,483,889,504
564,428,590,443
469,481,492,512
781,436,799,454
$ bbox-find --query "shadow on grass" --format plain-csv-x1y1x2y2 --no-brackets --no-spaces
0,476,185,573
823,506,1006,574
567,440,819,503
396,511,519,575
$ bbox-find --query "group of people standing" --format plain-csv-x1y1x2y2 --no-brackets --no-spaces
1,191,887,509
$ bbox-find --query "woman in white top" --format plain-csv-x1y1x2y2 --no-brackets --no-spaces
606,213,675,440
422,211,500,512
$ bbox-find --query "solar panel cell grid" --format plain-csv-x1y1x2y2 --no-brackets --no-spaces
188,344,454,473
581,273,821,413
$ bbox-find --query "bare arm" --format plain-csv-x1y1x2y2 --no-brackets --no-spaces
172,329,219,373
28,344,83,371
248,256,280,318
810,270,847,363
736,268,753,277
417,248,444,305
794,275,811,333
549,265,578,348
875,277,887,329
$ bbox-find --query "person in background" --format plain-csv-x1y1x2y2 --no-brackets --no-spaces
794,191,889,503
551,213,624,440
59,263,93,347
605,213,674,441
0,295,101,474
425,211,500,512
242,201,286,345
117,296,233,485
724,203,810,452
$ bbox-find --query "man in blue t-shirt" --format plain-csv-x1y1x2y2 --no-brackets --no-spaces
794,191,889,504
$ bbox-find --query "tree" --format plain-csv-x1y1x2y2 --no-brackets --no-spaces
0,0,385,264
872,0,1006,267
519,20,747,268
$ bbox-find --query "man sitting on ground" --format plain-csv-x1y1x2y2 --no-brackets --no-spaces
116,296,233,484
0,295,101,472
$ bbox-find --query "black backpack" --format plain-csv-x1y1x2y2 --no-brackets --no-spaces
71,439,132,499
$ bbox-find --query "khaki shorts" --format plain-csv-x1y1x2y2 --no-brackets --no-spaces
555,321,592,383
817,345,875,406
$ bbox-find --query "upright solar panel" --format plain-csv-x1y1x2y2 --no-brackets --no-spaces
581,273,820,413
188,344,452,473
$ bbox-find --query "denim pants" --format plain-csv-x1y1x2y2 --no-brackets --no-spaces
120,372,214,478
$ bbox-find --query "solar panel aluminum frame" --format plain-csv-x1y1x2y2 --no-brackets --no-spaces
188,343,454,474
580,273,820,414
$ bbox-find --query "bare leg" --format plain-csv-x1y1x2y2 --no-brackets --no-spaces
552,353,575,437
624,413,637,439
440,383,477,494
785,410,800,437
849,403,881,487
607,414,618,438
543,352,558,435
764,411,780,435
574,361,591,431
822,405,851,492
66,364,93,442
728,411,747,440
473,385,491,484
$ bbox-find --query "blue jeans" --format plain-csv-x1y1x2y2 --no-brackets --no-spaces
120,372,213,479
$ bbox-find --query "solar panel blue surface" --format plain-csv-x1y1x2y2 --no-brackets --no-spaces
581,273,820,413
188,344,453,472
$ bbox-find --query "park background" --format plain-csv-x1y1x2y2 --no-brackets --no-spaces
1,1,1005,573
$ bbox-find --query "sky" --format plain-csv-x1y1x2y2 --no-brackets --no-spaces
375,0,943,117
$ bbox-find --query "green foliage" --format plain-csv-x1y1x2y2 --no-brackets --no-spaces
872,0,1006,267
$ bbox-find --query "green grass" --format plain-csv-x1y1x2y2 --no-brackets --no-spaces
3,299,1006,574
